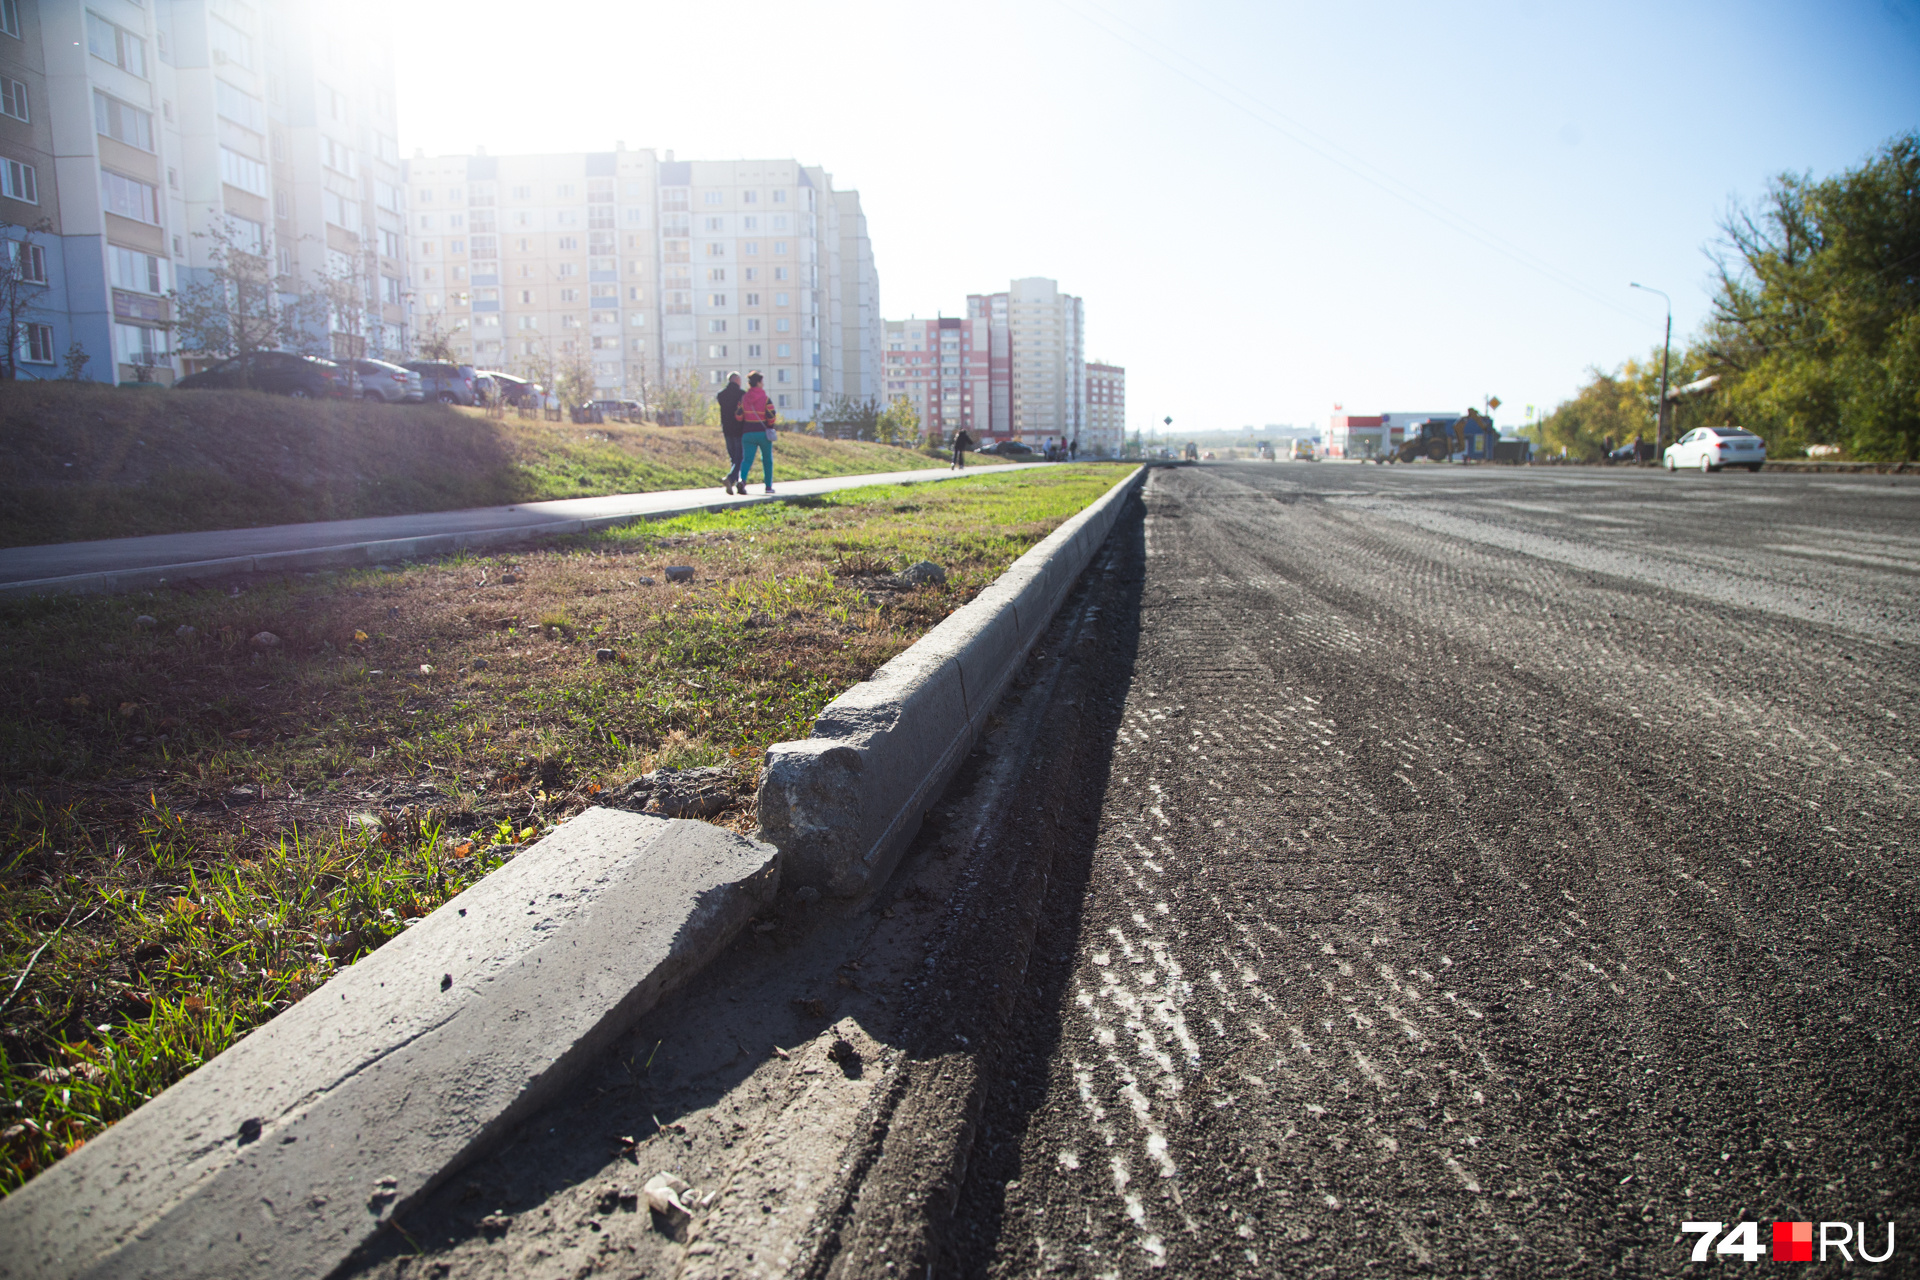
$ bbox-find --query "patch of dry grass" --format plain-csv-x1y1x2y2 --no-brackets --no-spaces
0,466,1124,1192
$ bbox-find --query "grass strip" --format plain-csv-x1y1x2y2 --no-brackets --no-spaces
0,465,1124,1193
0,381,1002,548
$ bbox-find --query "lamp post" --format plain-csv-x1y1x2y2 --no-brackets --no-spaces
1631,283,1672,456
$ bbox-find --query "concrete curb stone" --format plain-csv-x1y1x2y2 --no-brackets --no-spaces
0,809,777,1280
756,465,1147,897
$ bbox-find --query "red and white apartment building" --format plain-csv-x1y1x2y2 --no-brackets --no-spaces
880,276,1114,452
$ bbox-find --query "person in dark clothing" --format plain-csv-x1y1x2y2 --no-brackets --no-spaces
951,428,975,470
716,372,746,493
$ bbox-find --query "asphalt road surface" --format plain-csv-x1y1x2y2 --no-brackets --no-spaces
903,462,1919,1277
347,461,1918,1279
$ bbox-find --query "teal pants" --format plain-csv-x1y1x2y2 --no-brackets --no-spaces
740,431,772,486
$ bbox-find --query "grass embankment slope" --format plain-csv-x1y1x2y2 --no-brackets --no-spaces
0,381,986,548
0,465,1125,1193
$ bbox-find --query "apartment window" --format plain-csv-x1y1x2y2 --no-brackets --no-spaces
214,79,265,132
557,236,578,250
0,78,26,122
707,319,727,333
631,337,647,352
510,184,531,200
773,191,787,204
708,293,727,307
707,242,726,257
559,287,579,302
220,147,268,196
590,283,616,299
517,315,539,330
746,343,762,358
557,262,578,277
381,275,401,304
418,188,433,203
449,238,465,254
515,237,529,251
775,319,791,334
773,266,789,281
321,193,363,233
518,289,532,303
5,238,44,282
630,311,646,326
708,268,726,283
447,187,463,202
0,0,16,39
706,343,727,358
380,227,406,258
555,183,573,198
208,16,252,70
587,177,614,203
745,318,761,332
101,170,160,222
470,234,496,257
319,136,356,177
741,191,757,205
561,314,580,328
1,157,37,204
168,167,178,189
744,267,758,283
777,393,789,408
775,291,789,306
109,246,166,293
374,182,400,213
743,242,759,257
377,134,399,165
774,240,788,254
776,369,791,384
703,191,721,205
87,13,148,77
114,322,167,366
588,206,613,230
20,321,53,364
703,216,725,232
625,208,646,225
322,85,346,122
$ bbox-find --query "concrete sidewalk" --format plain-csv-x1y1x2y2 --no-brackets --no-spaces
0,463,1044,597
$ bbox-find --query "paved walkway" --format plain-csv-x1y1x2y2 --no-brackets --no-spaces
0,463,1045,595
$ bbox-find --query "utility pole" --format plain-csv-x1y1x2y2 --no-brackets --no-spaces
1631,283,1672,455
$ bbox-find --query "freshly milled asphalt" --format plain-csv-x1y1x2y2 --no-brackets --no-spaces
343,461,1920,1279
897,462,1919,1277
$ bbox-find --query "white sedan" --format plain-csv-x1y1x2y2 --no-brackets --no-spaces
1665,426,1767,473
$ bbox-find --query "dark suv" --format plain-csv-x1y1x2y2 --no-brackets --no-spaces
175,352,354,399
402,361,480,405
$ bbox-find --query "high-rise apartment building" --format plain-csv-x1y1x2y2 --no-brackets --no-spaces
404,148,878,421
0,0,407,383
883,283,1093,450
943,276,1085,448
1086,361,1125,456
878,314,988,440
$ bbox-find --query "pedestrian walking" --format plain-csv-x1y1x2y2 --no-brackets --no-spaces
951,427,975,470
737,371,776,494
716,372,746,494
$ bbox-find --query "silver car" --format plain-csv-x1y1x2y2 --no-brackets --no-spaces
349,358,425,403
1665,426,1767,473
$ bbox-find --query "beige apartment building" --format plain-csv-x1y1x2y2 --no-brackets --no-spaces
404,148,879,420
0,0,406,382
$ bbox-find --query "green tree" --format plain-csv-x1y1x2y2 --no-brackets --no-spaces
1530,347,1709,460
1700,132,1920,460
875,394,920,446
0,218,54,382
171,218,315,379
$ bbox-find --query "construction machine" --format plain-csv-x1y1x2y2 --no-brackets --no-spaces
1381,408,1491,463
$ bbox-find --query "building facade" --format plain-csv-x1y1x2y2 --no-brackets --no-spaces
1085,360,1124,456
879,313,988,441
880,276,1086,448
403,148,878,421
0,0,407,384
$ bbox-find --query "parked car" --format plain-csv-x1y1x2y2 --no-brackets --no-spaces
176,352,354,399
402,361,480,405
980,440,1036,457
347,358,424,403
1665,426,1767,473
479,370,540,408
588,398,644,422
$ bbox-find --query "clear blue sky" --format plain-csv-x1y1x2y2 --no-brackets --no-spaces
387,0,1920,437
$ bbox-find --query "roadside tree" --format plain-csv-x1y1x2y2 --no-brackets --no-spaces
0,217,53,382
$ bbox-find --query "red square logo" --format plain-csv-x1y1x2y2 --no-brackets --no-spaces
1773,1221,1813,1262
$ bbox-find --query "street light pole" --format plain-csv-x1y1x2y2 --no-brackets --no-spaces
1631,283,1672,456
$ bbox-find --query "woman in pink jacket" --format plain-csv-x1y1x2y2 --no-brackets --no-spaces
736,371,776,494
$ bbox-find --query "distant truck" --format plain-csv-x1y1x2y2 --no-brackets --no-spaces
1184,442,1200,461
1289,439,1316,461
